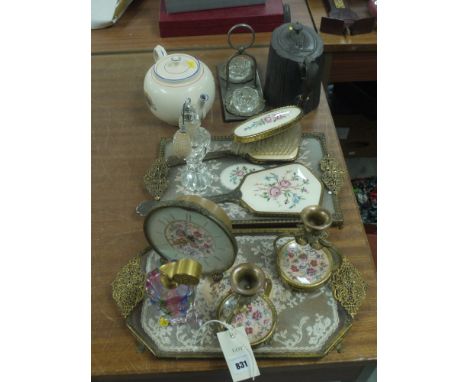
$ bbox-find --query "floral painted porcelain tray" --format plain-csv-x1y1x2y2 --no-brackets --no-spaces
126,235,354,358
156,133,343,233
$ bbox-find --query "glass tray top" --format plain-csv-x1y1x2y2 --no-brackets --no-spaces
126,235,353,358
157,133,343,233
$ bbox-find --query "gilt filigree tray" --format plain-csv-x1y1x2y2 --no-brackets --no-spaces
155,132,343,233
125,235,356,358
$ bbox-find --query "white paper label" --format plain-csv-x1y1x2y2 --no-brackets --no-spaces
217,327,260,382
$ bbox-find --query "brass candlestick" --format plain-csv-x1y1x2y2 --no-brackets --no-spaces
217,263,277,347
275,205,343,292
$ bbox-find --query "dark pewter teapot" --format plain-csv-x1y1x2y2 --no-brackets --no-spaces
264,21,324,114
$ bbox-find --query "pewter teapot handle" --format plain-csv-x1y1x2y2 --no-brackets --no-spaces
153,45,167,62
297,55,319,108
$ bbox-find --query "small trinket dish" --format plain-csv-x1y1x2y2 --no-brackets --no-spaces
274,205,342,291
218,293,277,346
276,240,333,291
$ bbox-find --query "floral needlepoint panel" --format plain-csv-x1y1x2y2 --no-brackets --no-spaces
279,242,332,287
230,296,274,344
165,221,215,257
239,164,322,214
253,169,311,209
220,164,264,190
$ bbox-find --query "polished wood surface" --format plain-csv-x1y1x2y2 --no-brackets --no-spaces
327,51,377,82
91,0,314,54
306,0,377,52
306,0,377,83
92,47,376,379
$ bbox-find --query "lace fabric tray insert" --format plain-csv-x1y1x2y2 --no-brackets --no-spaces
126,235,353,358
157,133,343,233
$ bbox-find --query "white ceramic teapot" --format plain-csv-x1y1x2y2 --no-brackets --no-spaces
144,45,215,126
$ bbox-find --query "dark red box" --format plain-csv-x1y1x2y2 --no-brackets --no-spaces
159,0,285,37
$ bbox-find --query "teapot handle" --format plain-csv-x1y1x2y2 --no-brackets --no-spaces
153,45,167,62
297,56,319,108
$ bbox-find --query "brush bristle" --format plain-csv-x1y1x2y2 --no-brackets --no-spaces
231,123,302,157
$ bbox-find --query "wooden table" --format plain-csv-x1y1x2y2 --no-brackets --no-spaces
306,0,377,83
92,45,376,381
91,0,314,54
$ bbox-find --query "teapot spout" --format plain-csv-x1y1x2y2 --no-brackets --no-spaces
198,94,209,119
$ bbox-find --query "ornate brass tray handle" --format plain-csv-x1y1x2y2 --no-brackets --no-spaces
111,255,146,318
330,257,367,318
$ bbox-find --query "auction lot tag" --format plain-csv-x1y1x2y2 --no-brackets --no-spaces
217,326,260,382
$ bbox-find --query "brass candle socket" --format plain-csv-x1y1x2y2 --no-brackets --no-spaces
230,263,269,297
298,205,333,250
301,205,333,231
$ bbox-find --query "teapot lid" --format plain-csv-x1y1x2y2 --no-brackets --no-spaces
271,22,323,62
153,53,201,83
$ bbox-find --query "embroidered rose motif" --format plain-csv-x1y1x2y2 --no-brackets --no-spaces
291,265,299,272
166,221,214,257
245,327,253,334
269,186,282,197
310,259,318,266
252,310,262,320
236,170,245,177
280,179,291,188
253,169,309,209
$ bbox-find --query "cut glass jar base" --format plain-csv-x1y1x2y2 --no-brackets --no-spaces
181,165,213,193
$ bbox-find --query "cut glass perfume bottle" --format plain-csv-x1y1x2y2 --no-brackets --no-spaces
179,98,213,193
